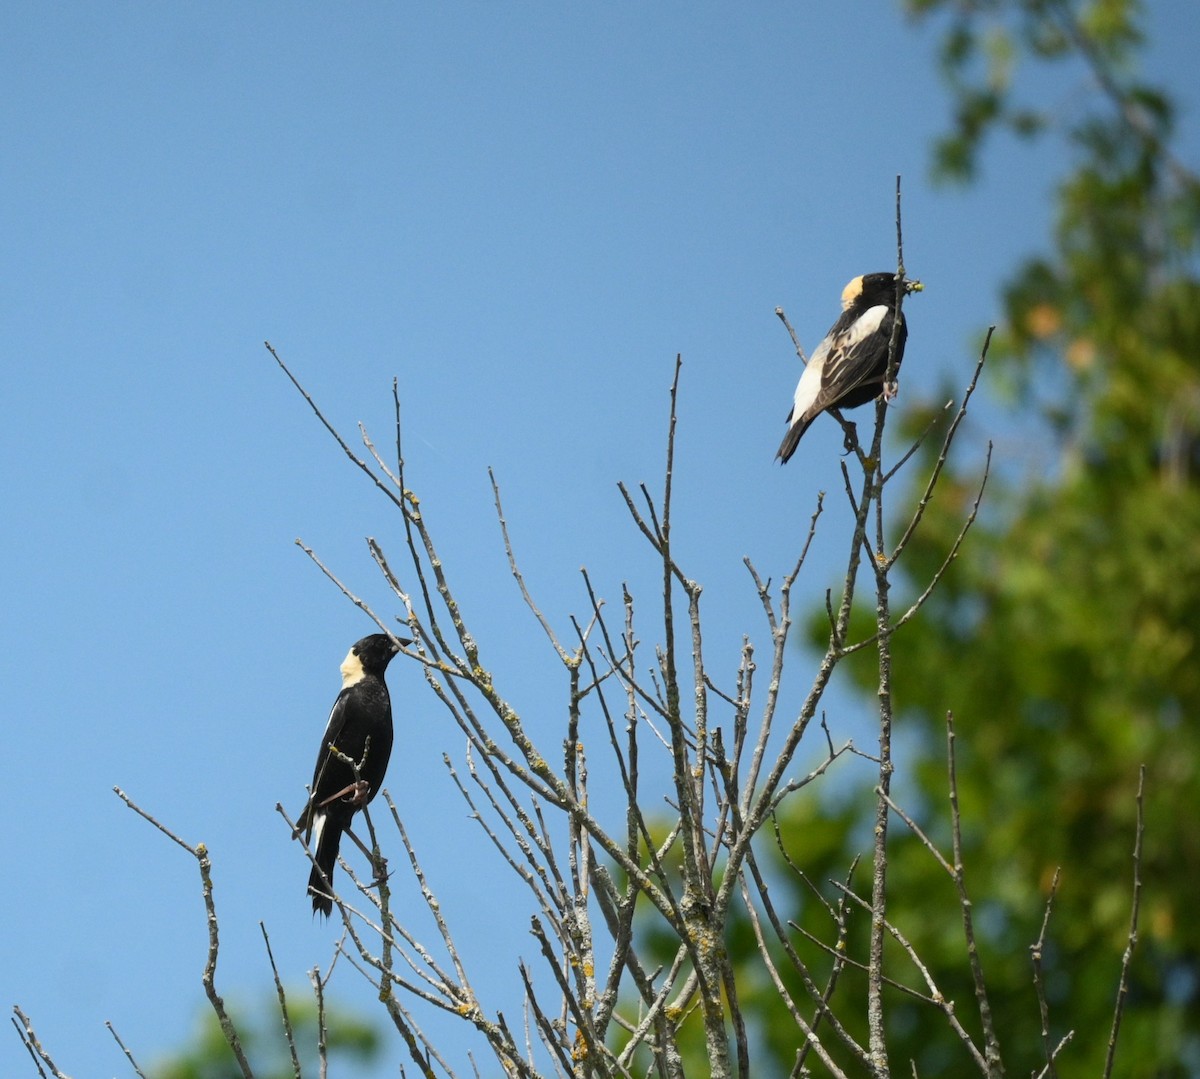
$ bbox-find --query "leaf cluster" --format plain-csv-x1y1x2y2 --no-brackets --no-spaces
152,996,379,1079
794,0,1200,1073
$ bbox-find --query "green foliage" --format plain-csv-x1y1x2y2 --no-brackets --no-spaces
906,0,1151,183
152,995,381,1079
775,0,1200,1073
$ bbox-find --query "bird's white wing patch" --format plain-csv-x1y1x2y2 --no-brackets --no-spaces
311,810,326,852
820,305,890,397
841,305,887,349
789,352,826,422
319,695,341,743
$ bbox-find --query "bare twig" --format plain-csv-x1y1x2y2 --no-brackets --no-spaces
310,963,330,1079
827,880,990,1073
945,714,1003,1076
295,540,396,640
490,467,572,661
1030,868,1063,1079
265,341,404,511
775,305,809,365
890,445,991,633
11,1007,67,1079
1031,1033,1076,1079
112,788,253,1078
878,717,1003,1074
890,330,993,565
105,1022,148,1079
261,922,302,1079
1103,765,1146,1079
882,399,954,485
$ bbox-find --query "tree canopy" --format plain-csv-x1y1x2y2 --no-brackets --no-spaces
787,0,1200,1073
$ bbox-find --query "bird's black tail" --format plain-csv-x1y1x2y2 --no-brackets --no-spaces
307,814,343,917
777,414,815,464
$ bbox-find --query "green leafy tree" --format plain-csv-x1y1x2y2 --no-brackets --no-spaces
774,0,1200,1074
152,996,381,1079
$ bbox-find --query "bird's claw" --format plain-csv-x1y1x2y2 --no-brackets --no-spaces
368,865,396,890
317,779,372,810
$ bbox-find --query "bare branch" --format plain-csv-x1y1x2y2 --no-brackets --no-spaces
774,305,809,365
105,1022,148,1079
1103,765,1146,1079
945,713,1003,1076
1030,868,1063,1079
827,879,990,1073
11,1007,67,1079
265,340,404,511
261,922,302,1079
890,329,993,565
112,788,253,1078
882,399,954,485
491,467,573,662
310,965,330,1079
1031,1033,1076,1079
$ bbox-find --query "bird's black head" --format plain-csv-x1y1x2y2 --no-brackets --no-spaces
341,633,408,685
842,272,924,310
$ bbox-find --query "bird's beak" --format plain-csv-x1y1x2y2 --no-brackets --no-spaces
392,637,413,651
905,278,924,294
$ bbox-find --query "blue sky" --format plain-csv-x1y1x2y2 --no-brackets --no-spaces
4,3,1197,1075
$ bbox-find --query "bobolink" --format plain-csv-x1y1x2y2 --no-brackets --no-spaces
295,633,406,916
777,272,923,463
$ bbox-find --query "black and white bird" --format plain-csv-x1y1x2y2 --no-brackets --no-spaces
777,272,923,463
295,633,405,916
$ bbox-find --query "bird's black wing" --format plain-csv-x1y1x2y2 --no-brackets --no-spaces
295,688,352,837
311,689,353,786
812,304,893,413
